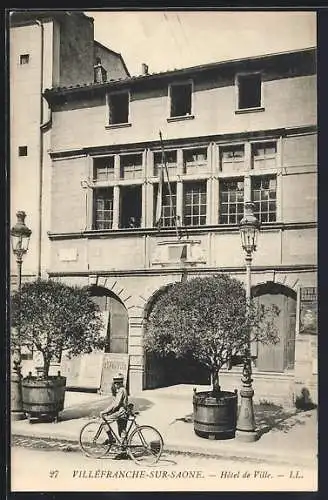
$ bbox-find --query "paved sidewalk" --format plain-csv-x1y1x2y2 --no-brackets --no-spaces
11,385,318,468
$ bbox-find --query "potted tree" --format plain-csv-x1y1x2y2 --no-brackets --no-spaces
11,279,105,422
145,274,279,439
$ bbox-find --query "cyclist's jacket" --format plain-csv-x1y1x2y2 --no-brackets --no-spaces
105,386,128,418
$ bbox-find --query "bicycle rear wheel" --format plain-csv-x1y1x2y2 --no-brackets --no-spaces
79,420,111,458
127,425,163,466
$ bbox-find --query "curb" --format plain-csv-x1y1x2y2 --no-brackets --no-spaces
12,432,316,469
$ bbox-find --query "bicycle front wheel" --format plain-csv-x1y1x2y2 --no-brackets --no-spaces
127,425,163,466
79,420,110,458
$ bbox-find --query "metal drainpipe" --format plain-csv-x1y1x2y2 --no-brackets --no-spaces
35,19,46,279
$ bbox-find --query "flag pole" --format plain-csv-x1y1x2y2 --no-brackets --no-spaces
159,131,180,239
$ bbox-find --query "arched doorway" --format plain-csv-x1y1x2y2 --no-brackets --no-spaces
252,282,297,372
89,286,128,354
143,284,210,389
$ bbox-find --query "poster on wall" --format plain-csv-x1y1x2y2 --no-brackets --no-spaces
99,353,129,394
60,354,82,386
299,287,317,335
78,351,105,388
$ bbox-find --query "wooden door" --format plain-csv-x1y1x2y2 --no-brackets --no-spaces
256,292,296,372
108,297,128,354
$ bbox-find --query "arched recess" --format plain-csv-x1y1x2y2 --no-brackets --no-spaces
88,285,129,354
252,281,297,372
143,283,210,389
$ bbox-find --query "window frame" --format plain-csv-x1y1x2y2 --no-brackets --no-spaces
251,174,277,224
183,180,207,227
93,155,115,182
235,71,265,113
18,146,28,157
219,143,245,173
120,152,143,180
105,90,131,129
251,140,277,171
219,177,245,225
93,187,114,230
19,54,30,65
168,80,194,121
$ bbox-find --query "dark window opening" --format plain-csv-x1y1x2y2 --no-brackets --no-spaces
108,92,129,124
120,153,143,179
18,146,28,157
170,83,192,117
20,54,30,65
183,181,207,226
238,74,261,110
93,188,114,230
93,156,114,181
120,186,142,228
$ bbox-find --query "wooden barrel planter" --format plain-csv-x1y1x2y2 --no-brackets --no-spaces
193,389,238,439
22,373,66,423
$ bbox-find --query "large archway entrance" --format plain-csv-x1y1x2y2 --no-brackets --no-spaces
252,282,297,372
89,285,129,354
143,284,210,390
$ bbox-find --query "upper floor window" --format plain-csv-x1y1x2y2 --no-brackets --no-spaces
120,185,142,228
219,178,244,224
183,181,207,226
93,188,113,230
108,92,129,125
237,73,261,110
154,182,177,228
93,156,114,181
19,54,30,65
18,146,28,157
154,150,177,176
220,145,245,173
252,176,277,223
252,141,277,170
120,153,142,180
183,147,207,174
170,82,192,117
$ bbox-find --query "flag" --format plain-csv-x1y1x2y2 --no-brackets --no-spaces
155,163,164,227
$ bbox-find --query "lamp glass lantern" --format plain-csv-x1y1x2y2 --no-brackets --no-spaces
11,211,32,259
239,202,260,255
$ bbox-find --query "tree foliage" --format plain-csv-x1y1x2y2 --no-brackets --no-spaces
11,279,105,377
145,274,279,393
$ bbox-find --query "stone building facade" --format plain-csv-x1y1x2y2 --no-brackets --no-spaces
25,46,318,405
10,10,129,283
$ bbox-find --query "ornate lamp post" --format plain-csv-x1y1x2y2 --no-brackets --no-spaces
11,211,32,420
236,201,260,442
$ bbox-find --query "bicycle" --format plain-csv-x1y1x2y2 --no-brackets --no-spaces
79,403,164,466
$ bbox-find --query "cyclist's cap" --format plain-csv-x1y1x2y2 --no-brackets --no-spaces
113,373,124,382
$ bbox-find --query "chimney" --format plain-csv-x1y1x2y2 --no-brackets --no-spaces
141,63,149,75
94,57,107,83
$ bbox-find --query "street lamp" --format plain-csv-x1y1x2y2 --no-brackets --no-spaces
236,201,260,442
11,210,32,421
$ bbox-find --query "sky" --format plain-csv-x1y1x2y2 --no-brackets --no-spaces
85,10,316,76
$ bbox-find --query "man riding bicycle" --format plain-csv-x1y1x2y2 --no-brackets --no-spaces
100,373,128,445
